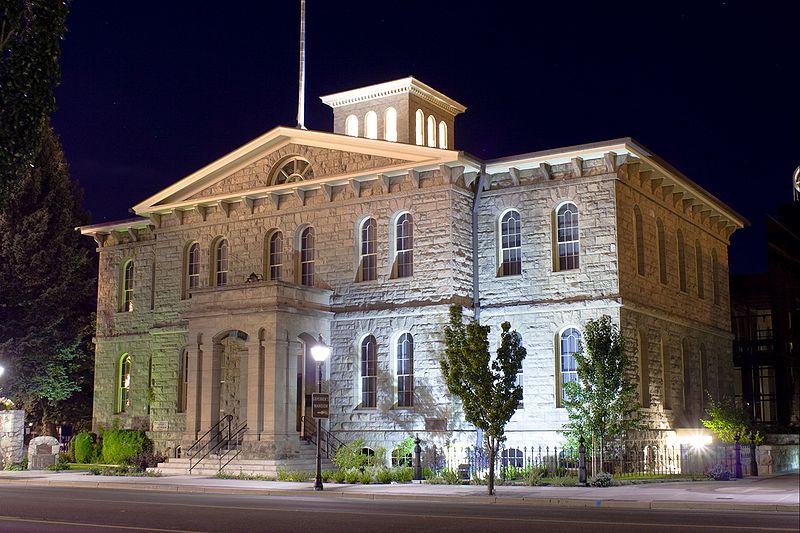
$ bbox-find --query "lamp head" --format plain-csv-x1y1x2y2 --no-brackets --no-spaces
310,335,330,362
0,365,4,378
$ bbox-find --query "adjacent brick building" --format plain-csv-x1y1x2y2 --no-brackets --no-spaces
79,78,745,463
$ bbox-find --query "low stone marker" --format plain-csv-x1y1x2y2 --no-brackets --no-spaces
28,436,60,470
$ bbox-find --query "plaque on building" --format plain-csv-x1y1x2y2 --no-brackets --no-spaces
152,420,169,431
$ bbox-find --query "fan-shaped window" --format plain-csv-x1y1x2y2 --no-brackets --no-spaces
695,240,704,299
365,111,378,139
345,115,358,137
358,218,377,282
121,260,134,312
271,156,314,186
361,335,377,408
555,203,579,271
415,109,424,145
397,333,414,407
558,328,581,406
267,231,283,281
300,227,314,287
426,115,436,147
117,354,131,413
438,121,447,149
499,210,521,276
384,107,397,142
213,238,229,287
677,230,687,292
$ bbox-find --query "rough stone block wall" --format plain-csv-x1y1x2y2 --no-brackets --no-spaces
331,93,410,143
0,410,25,466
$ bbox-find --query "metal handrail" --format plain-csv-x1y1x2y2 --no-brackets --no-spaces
188,415,234,474
217,422,248,473
300,415,343,461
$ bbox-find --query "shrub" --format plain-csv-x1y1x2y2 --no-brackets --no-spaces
321,470,333,482
549,476,579,487
701,397,764,445
100,429,152,465
707,463,731,481
47,453,71,471
391,467,413,483
331,469,347,483
126,450,166,471
590,472,614,487
359,470,373,484
71,432,98,463
524,469,545,486
376,468,393,484
334,439,372,470
344,469,361,484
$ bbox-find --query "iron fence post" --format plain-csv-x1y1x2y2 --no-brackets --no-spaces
578,436,587,486
734,434,743,479
413,435,422,480
749,433,758,477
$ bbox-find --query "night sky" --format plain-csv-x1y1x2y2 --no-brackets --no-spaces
51,1,799,275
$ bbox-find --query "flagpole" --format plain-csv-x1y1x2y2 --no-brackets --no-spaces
297,0,307,130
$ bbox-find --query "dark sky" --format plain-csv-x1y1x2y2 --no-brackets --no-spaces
51,1,799,275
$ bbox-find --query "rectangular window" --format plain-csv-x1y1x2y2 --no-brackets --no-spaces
753,365,777,423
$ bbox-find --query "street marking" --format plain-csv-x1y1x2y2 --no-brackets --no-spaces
13,494,797,532
0,515,203,532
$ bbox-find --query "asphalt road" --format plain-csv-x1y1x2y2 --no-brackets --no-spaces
0,486,797,533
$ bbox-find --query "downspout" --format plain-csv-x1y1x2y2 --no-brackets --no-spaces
471,164,486,323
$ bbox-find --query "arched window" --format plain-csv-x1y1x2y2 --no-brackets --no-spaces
438,121,447,149
361,335,377,408
700,344,708,410
384,107,397,142
426,115,436,147
711,249,720,305
638,330,650,408
656,218,667,285
358,218,377,282
397,333,414,407
213,238,229,287
499,210,521,276
177,349,188,413
695,240,704,299
558,328,581,406
268,231,283,281
661,335,671,410
391,447,412,467
118,354,131,413
415,109,424,145
677,230,687,292
365,111,378,139
184,242,200,299
634,205,645,276
345,115,358,137
501,448,524,468
300,227,314,287
121,260,134,312
393,213,413,278
555,202,579,271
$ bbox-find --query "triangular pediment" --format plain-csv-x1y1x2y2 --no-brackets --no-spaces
132,126,467,214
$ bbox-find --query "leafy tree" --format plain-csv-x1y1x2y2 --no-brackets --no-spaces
701,397,764,445
0,0,69,199
0,125,96,433
440,304,526,495
562,315,642,469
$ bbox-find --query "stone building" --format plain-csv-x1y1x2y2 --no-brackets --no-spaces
79,77,745,464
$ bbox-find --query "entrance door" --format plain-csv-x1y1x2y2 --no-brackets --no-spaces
218,333,248,430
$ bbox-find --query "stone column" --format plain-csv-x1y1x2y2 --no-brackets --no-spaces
245,336,263,437
199,337,220,432
184,345,202,439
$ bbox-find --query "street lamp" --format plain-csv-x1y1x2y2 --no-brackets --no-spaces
0,365,5,378
310,335,330,491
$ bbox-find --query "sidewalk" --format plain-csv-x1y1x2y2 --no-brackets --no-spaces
0,470,797,513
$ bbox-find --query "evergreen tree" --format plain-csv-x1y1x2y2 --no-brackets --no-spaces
0,0,69,199
440,304,526,495
0,125,96,432
562,315,642,469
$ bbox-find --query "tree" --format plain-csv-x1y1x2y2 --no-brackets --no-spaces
701,397,764,445
562,315,641,469
0,0,69,199
440,304,526,495
0,125,96,432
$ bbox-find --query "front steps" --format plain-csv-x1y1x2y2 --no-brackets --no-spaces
151,442,334,476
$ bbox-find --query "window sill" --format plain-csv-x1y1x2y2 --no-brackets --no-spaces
353,406,377,412
496,274,523,279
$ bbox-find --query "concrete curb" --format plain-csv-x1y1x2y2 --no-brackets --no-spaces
1,477,797,513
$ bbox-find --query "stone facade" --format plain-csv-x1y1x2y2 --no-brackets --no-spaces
0,410,25,466
81,79,745,461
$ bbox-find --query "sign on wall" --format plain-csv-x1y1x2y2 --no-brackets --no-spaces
312,393,329,419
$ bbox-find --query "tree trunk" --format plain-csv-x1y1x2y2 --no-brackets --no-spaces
487,436,496,496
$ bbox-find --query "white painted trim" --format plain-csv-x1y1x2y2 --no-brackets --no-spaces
320,76,467,115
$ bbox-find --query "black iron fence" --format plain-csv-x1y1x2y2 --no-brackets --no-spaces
420,439,756,481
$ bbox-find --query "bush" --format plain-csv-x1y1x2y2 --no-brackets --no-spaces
359,470,373,484
100,429,152,465
525,469,545,486
707,463,731,481
590,472,614,487
71,432,98,463
331,469,347,483
334,439,372,470
47,453,71,471
548,476,579,487
702,397,764,445
391,467,413,483
376,468,393,484
126,450,166,471
344,469,361,484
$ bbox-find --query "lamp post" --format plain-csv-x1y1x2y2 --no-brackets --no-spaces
310,335,330,491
